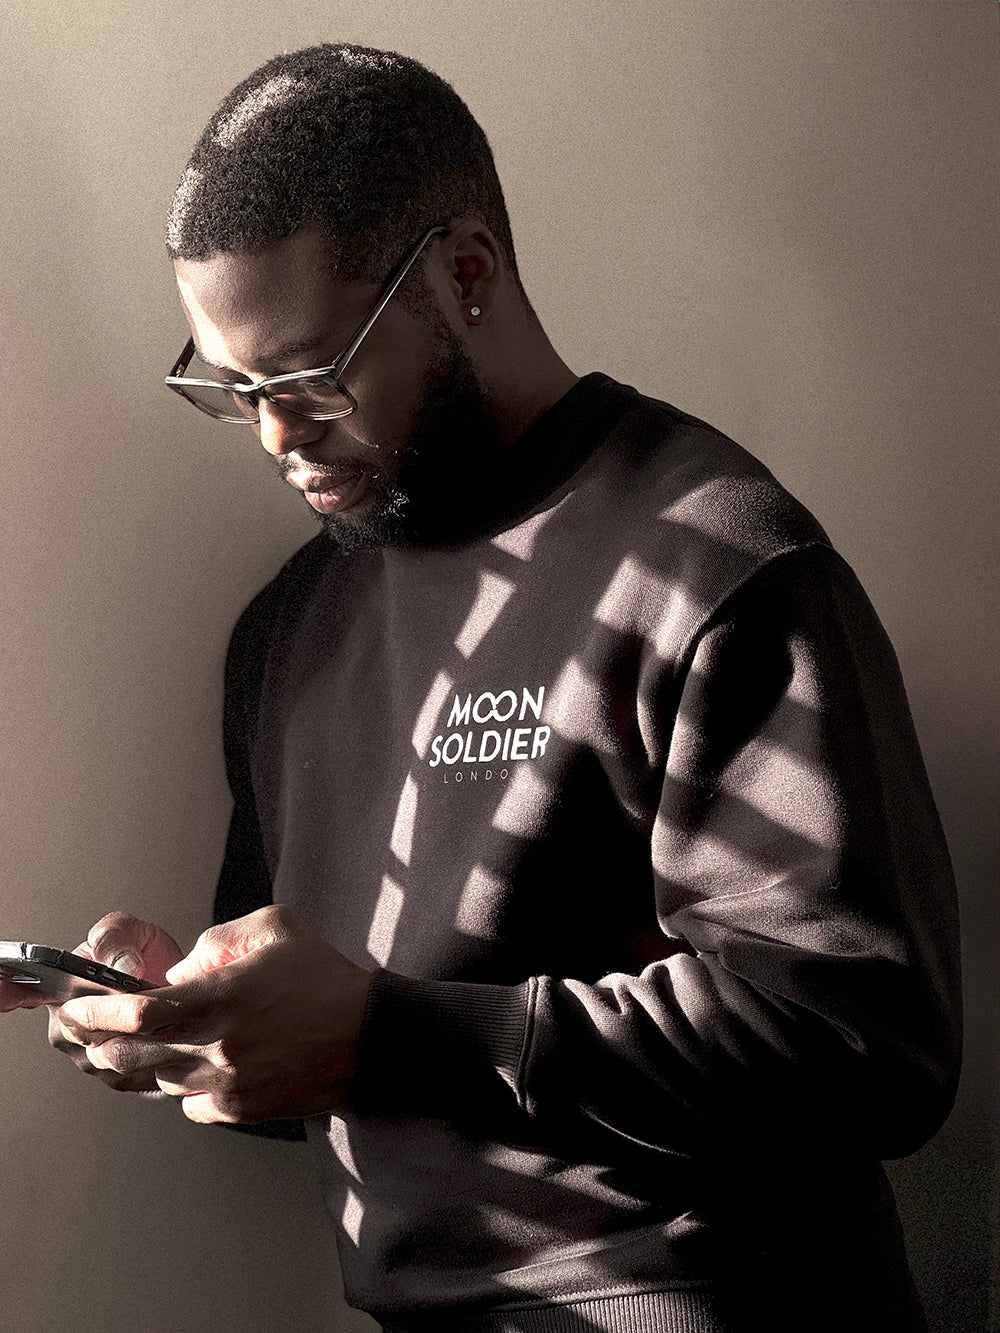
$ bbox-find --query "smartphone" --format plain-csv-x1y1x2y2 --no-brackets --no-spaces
0,942,157,1002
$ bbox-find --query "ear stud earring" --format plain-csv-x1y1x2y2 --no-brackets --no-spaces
470,306,481,318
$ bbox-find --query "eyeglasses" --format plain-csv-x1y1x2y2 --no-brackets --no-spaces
165,224,450,424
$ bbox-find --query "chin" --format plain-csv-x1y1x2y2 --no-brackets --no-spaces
316,488,410,554
310,324,497,553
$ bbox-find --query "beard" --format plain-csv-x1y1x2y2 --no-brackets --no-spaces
291,324,504,554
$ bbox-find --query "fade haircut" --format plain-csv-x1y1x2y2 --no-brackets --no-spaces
166,43,522,299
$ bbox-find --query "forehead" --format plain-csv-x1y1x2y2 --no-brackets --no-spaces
173,224,374,373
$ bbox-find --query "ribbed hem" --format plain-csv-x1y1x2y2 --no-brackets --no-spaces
380,1289,728,1333
353,970,532,1115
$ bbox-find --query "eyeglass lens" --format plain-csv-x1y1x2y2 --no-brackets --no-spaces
266,374,354,419
180,351,355,422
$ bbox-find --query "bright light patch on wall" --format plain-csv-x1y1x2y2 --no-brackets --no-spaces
454,570,516,659
366,875,405,967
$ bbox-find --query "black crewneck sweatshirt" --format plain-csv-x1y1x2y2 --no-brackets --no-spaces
216,375,960,1332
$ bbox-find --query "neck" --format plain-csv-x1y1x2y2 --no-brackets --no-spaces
476,295,579,447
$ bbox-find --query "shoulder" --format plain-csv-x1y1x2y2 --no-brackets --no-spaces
590,382,828,558
225,533,334,669
570,379,835,660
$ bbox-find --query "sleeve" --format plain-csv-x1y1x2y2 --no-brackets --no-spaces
212,595,308,1144
353,546,962,1161
213,598,276,929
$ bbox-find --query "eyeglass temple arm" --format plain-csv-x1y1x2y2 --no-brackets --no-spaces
332,226,450,377
169,338,197,380
166,225,449,387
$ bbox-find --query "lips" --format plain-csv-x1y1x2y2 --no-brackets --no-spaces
292,471,369,516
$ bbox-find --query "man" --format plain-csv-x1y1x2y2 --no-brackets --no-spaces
6,44,960,1332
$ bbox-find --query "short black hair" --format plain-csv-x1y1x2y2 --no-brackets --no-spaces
166,43,521,289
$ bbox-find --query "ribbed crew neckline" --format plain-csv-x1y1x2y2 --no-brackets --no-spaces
399,371,638,550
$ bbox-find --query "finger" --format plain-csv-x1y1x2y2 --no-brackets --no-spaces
48,1005,81,1053
0,980,52,1012
58,988,182,1043
87,913,152,974
165,905,301,984
150,1053,240,1104
84,1037,196,1077
153,1072,188,1097
87,913,183,984
77,1057,161,1093
152,1067,217,1100
180,1092,241,1125
165,947,221,986
58,994,144,1043
60,964,228,1045
48,1010,161,1091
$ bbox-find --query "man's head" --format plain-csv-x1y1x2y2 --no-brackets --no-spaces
167,43,522,297
167,44,538,551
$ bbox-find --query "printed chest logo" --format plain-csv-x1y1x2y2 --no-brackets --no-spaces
428,685,550,783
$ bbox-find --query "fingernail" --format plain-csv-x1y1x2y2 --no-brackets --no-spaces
111,952,142,976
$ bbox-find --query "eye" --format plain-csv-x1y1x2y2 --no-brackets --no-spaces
189,349,252,387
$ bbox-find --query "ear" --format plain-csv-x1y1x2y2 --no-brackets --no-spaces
436,219,503,325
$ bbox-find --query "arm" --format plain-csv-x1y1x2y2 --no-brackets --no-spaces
58,549,960,1154
207,588,313,1139
36,590,271,1097
354,548,961,1159
53,586,351,1131
214,589,280,928
56,906,370,1124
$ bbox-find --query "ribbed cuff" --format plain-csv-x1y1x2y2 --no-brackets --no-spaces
352,970,532,1117
380,1288,728,1333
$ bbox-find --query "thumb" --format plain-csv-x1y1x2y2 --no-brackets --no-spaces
88,913,183,985
165,937,226,985
164,907,299,985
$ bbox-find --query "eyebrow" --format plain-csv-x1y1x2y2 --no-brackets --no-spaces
194,348,241,374
195,334,333,376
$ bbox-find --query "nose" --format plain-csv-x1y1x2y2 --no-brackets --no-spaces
255,398,329,457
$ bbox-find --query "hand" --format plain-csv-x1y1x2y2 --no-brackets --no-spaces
57,905,373,1124
47,913,184,1093
1,975,53,1013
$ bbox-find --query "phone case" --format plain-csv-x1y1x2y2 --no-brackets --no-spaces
0,942,156,1001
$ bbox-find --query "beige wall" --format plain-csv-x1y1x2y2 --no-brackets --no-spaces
1,3,995,1330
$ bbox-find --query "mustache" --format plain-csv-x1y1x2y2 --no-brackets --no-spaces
274,454,395,486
